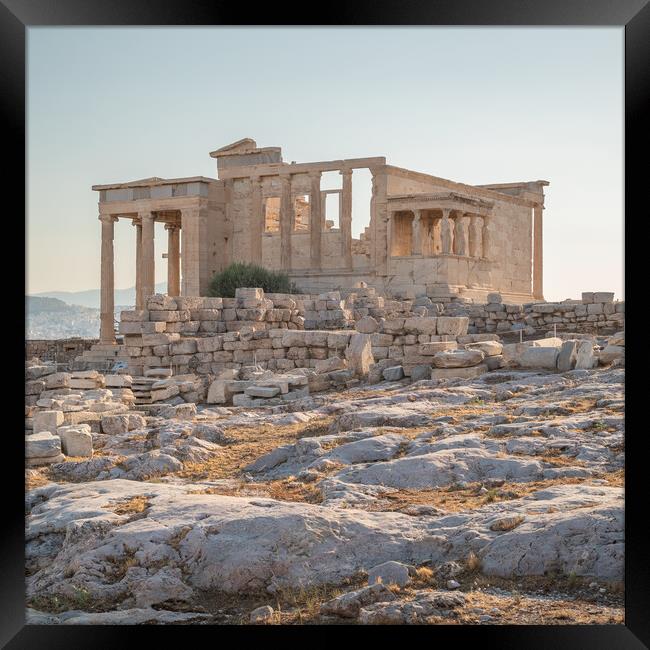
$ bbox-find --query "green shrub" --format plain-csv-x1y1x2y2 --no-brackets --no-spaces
208,262,299,298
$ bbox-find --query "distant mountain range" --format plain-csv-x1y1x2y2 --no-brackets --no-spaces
31,282,167,309
26,296,133,340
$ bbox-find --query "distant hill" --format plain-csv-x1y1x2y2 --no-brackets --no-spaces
32,282,167,309
26,296,132,340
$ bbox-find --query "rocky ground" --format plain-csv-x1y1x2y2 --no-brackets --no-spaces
25,364,624,625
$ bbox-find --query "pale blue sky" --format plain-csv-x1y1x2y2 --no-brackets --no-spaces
27,27,623,301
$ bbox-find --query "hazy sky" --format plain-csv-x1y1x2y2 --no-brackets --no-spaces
27,27,623,301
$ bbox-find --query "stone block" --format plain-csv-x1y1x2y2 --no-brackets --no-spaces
593,292,614,303
59,427,93,457
430,364,488,380
382,366,405,381
431,349,485,368
436,316,469,336
519,347,559,369
556,340,578,372
581,292,594,304
33,410,64,433
147,294,178,310
465,341,503,357
418,341,458,355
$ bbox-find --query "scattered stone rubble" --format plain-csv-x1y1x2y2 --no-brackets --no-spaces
25,288,625,625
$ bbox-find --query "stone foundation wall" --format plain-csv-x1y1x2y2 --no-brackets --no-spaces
25,338,96,362
443,291,625,334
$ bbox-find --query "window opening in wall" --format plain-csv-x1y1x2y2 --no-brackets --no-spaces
264,197,280,232
324,192,340,230
293,194,310,231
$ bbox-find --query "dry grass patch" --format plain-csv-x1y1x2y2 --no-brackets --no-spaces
190,477,324,504
173,416,335,482
104,495,150,518
455,589,623,625
25,469,50,490
366,476,604,514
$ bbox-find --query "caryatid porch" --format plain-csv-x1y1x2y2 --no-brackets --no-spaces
387,192,494,260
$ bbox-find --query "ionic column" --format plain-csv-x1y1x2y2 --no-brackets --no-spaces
482,215,493,260
533,204,544,299
440,208,453,254
250,176,264,262
140,211,155,302
454,213,469,256
468,215,483,258
412,209,422,255
339,168,353,269
166,223,181,296
309,171,323,269
133,219,143,309
181,208,200,296
99,214,117,343
279,174,293,270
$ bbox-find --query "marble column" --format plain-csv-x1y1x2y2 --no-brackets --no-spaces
99,214,116,343
133,219,143,309
440,208,453,254
279,174,293,270
181,208,200,296
469,215,483,258
140,212,155,302
533,204,544,299
250,176,264,262
339,168,353,269
166,223,180,296
454,213,469,256
309,171,323,269
412,209,422,255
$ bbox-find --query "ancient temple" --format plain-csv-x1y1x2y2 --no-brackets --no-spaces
93,138,548,341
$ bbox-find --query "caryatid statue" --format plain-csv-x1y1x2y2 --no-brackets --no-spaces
469,215,483,258
440,209,453,254
454,213,469,256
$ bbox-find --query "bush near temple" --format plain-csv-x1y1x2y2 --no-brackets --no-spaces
208,262,298,298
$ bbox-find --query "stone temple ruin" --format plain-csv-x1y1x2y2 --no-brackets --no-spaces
92,138,548,344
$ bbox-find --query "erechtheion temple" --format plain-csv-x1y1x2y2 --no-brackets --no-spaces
93,138,548,342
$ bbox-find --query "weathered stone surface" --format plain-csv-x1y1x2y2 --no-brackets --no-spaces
575,340,596,369
368,561,411,587
59,427,93,457
465,341,503,357
431,349,485,368
355,316,379,334
557,340,578,372
314,357,347,374
345,333,374,379
382,366,405,382
430,364,489,379
26,431,62,461
101,414,146,435
599,345,624,365
418,341,458,355
250,605,275,624
519,347,559,369
436,316,469,336
321,584,396,618
33,410,64,433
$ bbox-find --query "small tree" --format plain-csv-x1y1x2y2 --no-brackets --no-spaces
208,262,299,298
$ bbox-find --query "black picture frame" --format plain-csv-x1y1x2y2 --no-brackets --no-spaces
5,1,645,646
